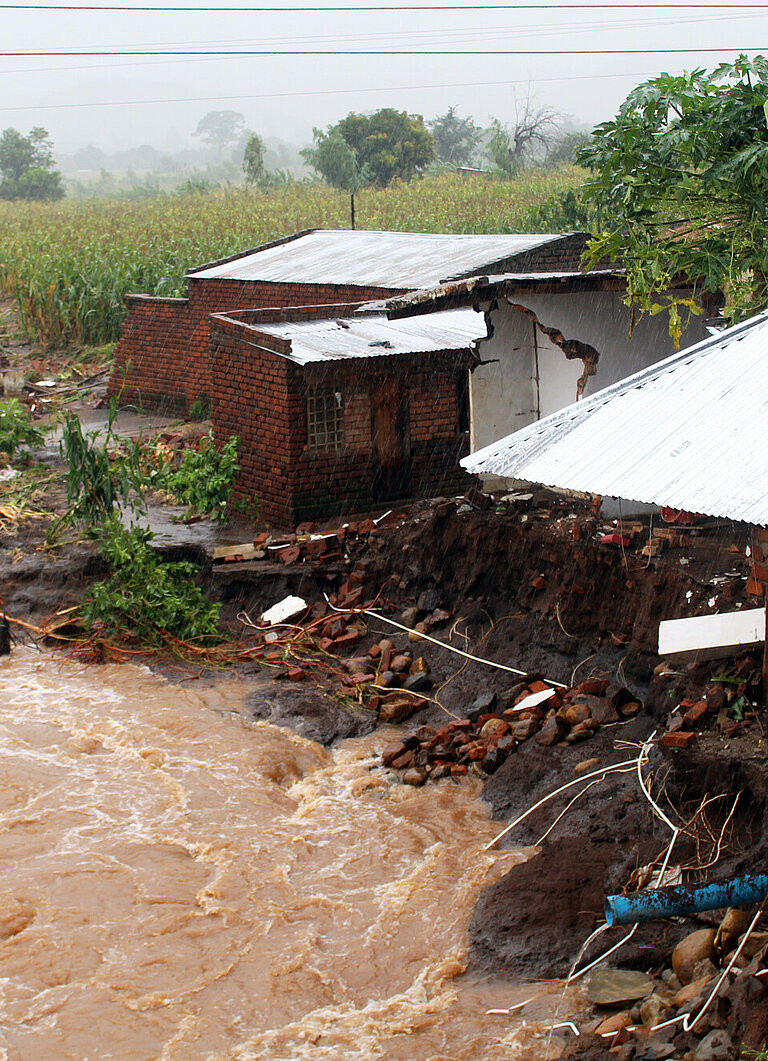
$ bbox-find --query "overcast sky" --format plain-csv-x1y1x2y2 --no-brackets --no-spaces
2,2,768,154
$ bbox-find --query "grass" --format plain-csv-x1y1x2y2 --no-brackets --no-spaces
0,167,586,349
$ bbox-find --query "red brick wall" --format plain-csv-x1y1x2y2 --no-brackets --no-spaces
210,319,473,526
110,278,401,414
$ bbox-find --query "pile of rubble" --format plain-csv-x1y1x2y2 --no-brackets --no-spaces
565,910,767,1059
381,676,642,786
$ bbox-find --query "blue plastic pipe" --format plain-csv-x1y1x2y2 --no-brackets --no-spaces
605,874,768,927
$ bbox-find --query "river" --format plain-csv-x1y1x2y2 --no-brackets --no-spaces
0,647,584,1060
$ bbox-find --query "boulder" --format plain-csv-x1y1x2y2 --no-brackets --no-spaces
672,929,717,985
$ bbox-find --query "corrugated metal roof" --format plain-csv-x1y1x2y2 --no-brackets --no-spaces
189,229,570,288
251,308,486,366
461,311,768,526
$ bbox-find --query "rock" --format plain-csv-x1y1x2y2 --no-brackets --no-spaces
467,692,497,721
400,606,421,628
735,929,768,959
566,719,597,742
409,621,430,643
417,588,441,612
481,748,504,774
672,929,717,985
690,957,718,984
574,757,602,775
404,672,432,693
565,702,592,726
379,670,398,688
588,968,654,1006
391,750,415,770
715,907,751,952
409,657,430,675
595,1011,633,1036
382,742,409,767
429,608,451,625
574,694,620,725
247,687,375,745
579,678,609,696
674,976,712,1008
480,718,509,740
511,718,539,741
638,992,671,1027
535,715,568,746
498,681,529,708
619,700,641,718
379,693,419,725
391,654,412,673
692,1029,732,1060
402,767,427,786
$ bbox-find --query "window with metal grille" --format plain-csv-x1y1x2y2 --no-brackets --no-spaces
307,387,344,452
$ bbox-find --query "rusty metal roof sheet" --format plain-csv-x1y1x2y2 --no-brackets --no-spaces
462,311,768,526
250,307,486,365
385,269,625,317
189,229,572,288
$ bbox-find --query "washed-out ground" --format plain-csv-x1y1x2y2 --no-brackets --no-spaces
0,365,765,1057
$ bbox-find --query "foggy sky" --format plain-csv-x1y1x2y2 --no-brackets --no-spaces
2,2,767,155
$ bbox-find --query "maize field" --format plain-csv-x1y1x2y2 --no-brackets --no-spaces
0,168,585,349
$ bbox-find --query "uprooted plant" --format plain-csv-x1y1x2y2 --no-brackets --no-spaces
80,517,221,649
50,406,233,653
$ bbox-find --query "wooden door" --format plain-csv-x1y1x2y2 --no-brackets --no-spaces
372,377,411,501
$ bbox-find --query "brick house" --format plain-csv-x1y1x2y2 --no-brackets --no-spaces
109,228,591,415
209,303,486,525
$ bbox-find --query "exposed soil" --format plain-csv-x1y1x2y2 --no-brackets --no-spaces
0,403,766,1057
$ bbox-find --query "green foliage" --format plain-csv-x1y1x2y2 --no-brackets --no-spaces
578,54,768,332
429,106,483,167
243,133,266,185
486,104,561,176
149,431,239,522
0,397,47,456
302,127,367,192
58,404,144,528
305,108,436,188
81,518,221,647
188,396,211,421
0,127,64,201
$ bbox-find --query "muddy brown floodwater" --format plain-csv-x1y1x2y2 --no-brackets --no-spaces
0,649,586,1061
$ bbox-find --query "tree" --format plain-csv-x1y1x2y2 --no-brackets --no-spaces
242,132,266,185
303,108,435,187
301,127,367,192
0,127,64,201
429,106,482,166
486,99,561,176
193,110,245,157
578,55,768,334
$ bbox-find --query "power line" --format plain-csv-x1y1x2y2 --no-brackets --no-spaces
1,2,768,8
0,68,677,111
1,46,765,54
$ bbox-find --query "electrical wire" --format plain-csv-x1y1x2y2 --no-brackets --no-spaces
2,46,765,54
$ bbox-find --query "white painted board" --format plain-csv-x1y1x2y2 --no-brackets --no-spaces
658,607,766,661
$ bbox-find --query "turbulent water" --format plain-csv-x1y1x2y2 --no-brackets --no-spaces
0,648,583,1060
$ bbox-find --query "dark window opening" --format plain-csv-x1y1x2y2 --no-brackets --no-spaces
456,369,470,434
307,387,344,452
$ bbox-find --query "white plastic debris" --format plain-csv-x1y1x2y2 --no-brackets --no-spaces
508,686,557,713
260,595,308,626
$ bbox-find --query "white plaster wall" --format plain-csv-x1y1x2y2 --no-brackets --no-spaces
469,290,710,454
